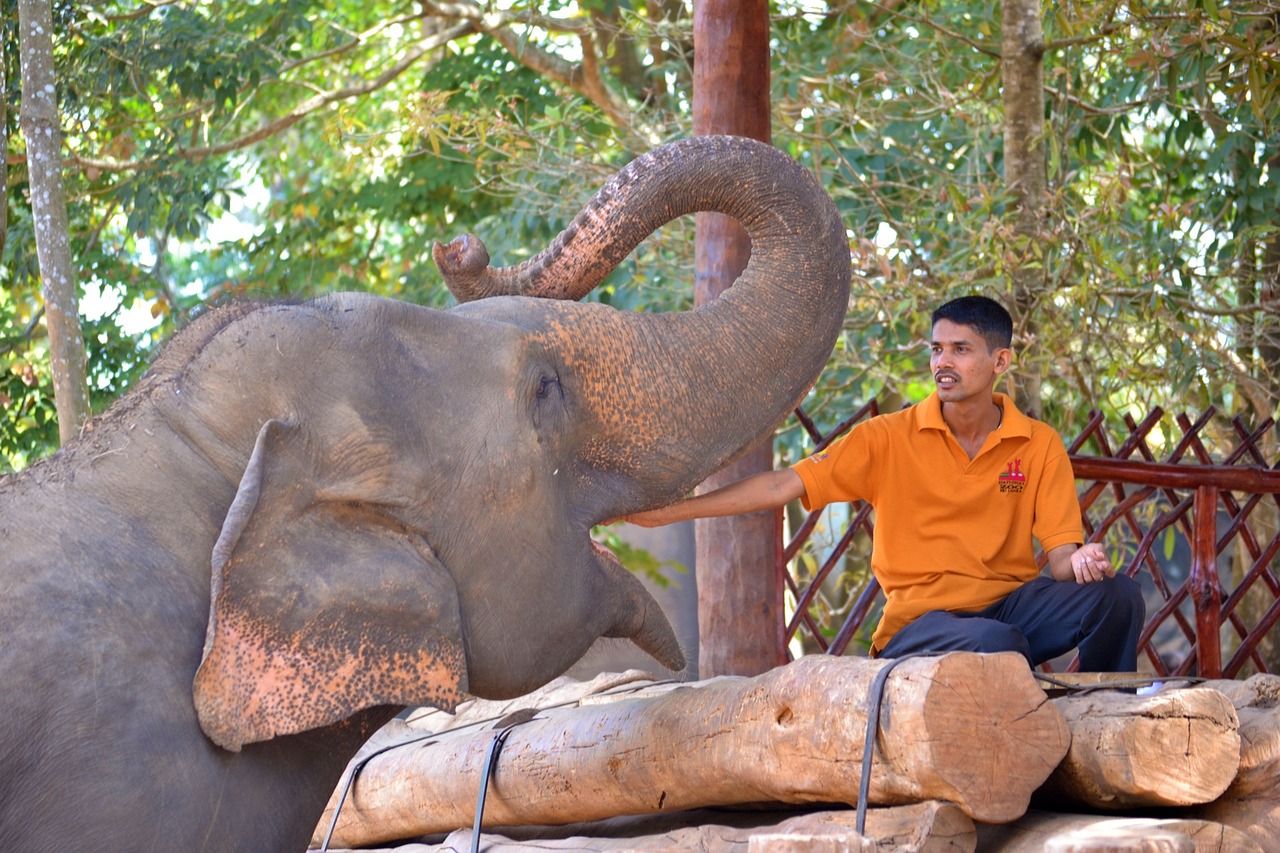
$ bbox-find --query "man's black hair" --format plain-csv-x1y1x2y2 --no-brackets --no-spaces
931,295,1013,352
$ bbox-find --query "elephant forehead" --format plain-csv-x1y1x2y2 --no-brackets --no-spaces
531,309,698,477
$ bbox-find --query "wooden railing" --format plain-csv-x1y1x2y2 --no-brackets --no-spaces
775,404,1280,678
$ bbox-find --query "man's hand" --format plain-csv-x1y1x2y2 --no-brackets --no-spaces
1048,542,1116,584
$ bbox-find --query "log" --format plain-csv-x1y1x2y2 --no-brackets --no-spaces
777,801,976,853
976,810,1264,853
317,653,1067,848
1044,828,1193,853
1190,675,1280,852
1038,687,1240,809
313,802,975,852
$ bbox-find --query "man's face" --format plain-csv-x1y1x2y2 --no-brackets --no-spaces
930,319,1012,404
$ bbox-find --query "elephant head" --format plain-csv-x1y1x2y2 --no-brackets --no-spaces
183,136,849,751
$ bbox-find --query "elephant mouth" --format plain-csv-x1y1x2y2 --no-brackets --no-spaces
585,531,686,674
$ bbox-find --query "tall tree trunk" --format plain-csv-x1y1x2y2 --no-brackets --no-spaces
692,0,779,677
1,32,9,263
1231,152,1280,673
1001,0,1048,417
17,0,90,445
1257,154,1280,392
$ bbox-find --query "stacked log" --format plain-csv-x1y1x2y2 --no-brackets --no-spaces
976,811,1262,853
311,665,1280,853
315,652,1066,848
1039,687,1241,809
1189,675,1280,850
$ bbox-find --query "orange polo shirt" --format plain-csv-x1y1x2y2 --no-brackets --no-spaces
791,392,1083,653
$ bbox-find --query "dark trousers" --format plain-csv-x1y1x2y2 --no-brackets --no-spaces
877,574,1145,672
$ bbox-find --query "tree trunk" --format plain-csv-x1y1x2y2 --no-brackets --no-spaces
1231,156,1280,673
316,653,1068,848
1,32,9,263
17,0,90,444
977,810,1263,853
1001,0,1048,417
1259,183,1280,380
691,0,779,678
1040,687,1241,810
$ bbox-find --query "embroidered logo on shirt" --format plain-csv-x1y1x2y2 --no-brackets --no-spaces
999,459,1027,494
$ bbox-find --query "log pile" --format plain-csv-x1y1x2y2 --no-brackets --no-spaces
310,659,1280,853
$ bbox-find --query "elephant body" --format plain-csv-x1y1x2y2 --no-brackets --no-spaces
0,137,850,851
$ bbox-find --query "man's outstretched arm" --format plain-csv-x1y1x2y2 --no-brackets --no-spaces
622,469,807,528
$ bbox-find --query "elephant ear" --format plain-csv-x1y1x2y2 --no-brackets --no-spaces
193,419,467,752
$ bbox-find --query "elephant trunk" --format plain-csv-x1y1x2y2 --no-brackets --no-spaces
438,136,852,510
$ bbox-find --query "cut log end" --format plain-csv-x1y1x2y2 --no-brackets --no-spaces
894,652,1071,823
1044,687,1241,810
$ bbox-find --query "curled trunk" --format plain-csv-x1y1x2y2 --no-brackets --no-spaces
436,136,851,505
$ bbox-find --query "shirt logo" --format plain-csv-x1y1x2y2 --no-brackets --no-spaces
999,459,1027,494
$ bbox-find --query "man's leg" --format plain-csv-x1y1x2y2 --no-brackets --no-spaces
987,574,1146,671
878,609,1032,662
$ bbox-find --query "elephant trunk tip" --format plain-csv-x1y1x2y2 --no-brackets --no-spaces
432,234,492,303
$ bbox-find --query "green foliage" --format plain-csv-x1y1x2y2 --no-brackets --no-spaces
594,525,686,588
768,0,1280,455
3,0,1278,476
0,287,59,469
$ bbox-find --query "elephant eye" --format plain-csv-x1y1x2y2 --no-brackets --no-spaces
536,375,563,401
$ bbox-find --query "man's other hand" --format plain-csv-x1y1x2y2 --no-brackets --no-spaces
1048,542,1116,584
1069,542,1115,583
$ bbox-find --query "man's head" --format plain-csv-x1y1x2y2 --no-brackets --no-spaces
929,295,1013,405
930,296,1013,352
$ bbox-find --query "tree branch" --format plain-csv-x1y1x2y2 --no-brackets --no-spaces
866,1,1003,59
62,21,476,174
423,0,642,134
1044,85,1154,116
0,307,46,359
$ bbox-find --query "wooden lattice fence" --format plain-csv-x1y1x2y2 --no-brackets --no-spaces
776,404,1280,679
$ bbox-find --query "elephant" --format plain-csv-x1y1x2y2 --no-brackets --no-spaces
0,135,851,852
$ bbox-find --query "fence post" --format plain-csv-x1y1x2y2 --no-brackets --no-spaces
1192,485,1222,678
774,506,790,666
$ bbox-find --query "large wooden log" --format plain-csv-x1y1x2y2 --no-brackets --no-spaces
314,801,974,852
317,653,1066,848
1191,675,1280,852
977,810,1264,853
1038,687,1240,809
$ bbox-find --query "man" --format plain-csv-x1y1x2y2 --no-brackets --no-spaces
626,295,1145,672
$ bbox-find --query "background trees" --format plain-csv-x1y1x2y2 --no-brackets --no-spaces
2,0,1276,464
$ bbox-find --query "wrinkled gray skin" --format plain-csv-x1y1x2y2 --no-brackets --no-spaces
0,136,850,852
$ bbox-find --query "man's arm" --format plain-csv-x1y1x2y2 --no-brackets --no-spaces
622,468,807,528
1047,542,1116,584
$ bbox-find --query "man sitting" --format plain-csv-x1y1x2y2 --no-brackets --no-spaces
626,295,1144,672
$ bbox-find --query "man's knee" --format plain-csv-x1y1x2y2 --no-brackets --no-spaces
1102,573,1146,624
965,619,1031,657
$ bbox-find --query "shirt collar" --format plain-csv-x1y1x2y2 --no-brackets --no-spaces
914,391,1033,439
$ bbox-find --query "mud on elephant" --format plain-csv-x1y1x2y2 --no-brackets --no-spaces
0,135,851,852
